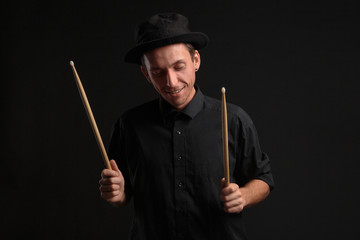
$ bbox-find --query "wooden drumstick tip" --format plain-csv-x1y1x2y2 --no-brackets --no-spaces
69,60,74,67
221,87,226,94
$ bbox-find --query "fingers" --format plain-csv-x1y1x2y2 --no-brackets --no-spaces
224,201,245,213
220,183,241,202
220,178,239,197
99,159,124,192
101,169,119,178
99,159,126,206
100,185,120,193
101,160,122,178
100,160,124,185
99,175,122,185
100,184,121,196
221,193,245,213
100,191,121,200
220,180,245,213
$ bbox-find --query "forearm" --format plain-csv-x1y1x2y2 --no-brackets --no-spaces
240,179,270,208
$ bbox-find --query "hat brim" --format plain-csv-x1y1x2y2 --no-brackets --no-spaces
124,32,209,65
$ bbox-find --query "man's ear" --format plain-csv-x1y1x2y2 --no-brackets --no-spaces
194,50,201,71
141,66,152,83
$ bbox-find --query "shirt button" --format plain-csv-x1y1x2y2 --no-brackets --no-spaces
177,156,182,161
178,181,185,188
178,209,185,214
176,130,182,135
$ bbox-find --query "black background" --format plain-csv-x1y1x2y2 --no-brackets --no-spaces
1,0,359,239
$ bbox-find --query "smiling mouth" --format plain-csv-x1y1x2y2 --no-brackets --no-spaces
166,87,185,95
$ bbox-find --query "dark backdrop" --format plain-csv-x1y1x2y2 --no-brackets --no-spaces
1,0,359,239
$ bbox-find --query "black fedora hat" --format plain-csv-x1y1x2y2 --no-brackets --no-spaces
124,13,209,65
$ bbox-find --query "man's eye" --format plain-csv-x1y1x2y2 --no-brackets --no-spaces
151,70,162,76
174,65,185,71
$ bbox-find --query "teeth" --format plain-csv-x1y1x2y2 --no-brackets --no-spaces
168,88,183,94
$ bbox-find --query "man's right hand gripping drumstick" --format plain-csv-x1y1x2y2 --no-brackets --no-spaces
99,160,126,207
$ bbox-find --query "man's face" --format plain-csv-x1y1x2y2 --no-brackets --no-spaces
141,43,200,110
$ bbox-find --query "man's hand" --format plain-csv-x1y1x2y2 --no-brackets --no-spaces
220,178,271,214
99,159,126,207
220,178,246,213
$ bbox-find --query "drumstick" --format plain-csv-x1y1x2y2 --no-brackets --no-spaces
221,87,230,187
69,61,112,170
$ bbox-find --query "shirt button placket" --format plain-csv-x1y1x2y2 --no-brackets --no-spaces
173,117,187,238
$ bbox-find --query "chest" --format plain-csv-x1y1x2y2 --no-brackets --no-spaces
127,111,239,180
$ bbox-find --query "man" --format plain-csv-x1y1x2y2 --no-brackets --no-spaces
99,13,274,239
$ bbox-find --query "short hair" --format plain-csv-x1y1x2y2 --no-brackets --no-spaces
141,43,196,67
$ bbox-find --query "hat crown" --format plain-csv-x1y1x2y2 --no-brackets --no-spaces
125,12,208,64
135,13,191,44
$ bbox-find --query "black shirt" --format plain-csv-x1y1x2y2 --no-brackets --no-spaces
108,87,274,240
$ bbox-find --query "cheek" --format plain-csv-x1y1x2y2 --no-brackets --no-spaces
184,71,196,84
150,77,166,90
178,69,193,81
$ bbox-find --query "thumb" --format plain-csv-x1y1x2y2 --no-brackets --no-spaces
110,159,120,173
220,178,225,188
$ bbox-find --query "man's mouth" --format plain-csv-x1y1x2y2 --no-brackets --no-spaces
166,87,185,95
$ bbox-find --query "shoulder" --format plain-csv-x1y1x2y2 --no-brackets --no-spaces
203,95,253,127
118,99,159,124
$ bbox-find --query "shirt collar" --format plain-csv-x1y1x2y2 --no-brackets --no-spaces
159,85,204,121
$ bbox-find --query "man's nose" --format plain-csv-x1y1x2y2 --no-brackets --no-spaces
166,70,177,87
